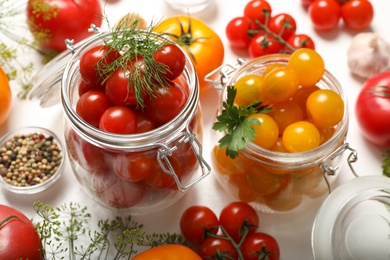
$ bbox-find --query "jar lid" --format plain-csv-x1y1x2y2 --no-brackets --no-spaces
312,175,390,259
28,29,103,107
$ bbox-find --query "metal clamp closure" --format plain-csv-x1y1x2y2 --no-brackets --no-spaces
320,142,358,193
204,58,246,90
157,132,211,192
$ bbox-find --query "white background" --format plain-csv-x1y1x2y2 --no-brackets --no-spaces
1,0,390,259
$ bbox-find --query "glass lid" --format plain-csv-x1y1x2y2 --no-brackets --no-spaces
312,175,390,260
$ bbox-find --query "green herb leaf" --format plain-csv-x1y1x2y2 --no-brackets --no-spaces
383,150,390,178
212,85,270,159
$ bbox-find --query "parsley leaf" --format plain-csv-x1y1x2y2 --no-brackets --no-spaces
212,85,271,159
383,150,390,178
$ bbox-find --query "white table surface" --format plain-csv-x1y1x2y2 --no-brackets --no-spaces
1,0,390,259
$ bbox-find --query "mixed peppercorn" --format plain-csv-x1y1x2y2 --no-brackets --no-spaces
0,132,63,187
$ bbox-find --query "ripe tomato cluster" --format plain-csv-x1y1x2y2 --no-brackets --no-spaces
305,0,374,31
212,48,345,211
180,201,280,260
65,40,201,209
226,0,315,58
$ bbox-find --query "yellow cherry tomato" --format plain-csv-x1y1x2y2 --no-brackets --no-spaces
153,16,224,96
261,67,299,103
248,113,279,149
0,65,12,126
287,48,325,88
234,74,264,106
306,89,344,129
132,244,201,260
282,121,320,152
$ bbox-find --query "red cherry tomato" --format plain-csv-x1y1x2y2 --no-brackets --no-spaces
341,0,374,30
287,34,316,51
308,0,341,31
134,110,159,133
0,205,44,260
76,90,111,128
244,0,272,24
142,154,182,189
153,43,186,81
105,66,141,106
113,152,153,182
355,71,390,147
99,106,137,134
198,237,238,260
225,17,253,49
268,13,297,41
79,45,121,89
248,33,284,58
180,205,219,245
219,201,259,243
144,82,188,124
241,232,280,260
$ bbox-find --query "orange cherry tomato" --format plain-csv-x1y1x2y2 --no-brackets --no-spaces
153,16,224,96
132,244,202,260
0,66,12,126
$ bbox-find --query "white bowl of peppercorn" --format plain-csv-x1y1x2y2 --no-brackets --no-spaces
0,126,65,194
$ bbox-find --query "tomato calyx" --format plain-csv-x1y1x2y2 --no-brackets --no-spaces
368,85,390,98
383,150,390,177
0,215,21,226
160,17,209,64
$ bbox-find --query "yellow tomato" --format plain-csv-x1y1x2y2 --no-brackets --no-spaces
0,65,12,125
153,16,224,96
132,244,201,260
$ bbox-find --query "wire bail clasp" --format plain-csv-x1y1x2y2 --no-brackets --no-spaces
204,58,247,90
157,132,211,192
320,142,358,193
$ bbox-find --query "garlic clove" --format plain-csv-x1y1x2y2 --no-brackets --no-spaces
347,32,390,79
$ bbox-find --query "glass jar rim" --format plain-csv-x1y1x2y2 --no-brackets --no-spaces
61,31,199,150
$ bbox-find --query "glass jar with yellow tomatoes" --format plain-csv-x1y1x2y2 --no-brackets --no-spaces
211,49,349,213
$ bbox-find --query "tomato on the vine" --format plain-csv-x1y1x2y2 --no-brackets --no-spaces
287,34,315,51
219,201,259,243
180,205,219,245
226,17,253,49
341,0,374,30
308,0,341,31
198,237,238,260
241,232,280,260
248,33,284,58
268,13,297,41
0,66,11,126
355,71,390,147
153,16,224,95
99,106,138,134
0,205,44,260
244,0,272,24
27,0,103,52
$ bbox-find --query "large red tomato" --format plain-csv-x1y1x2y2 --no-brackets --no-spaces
0,205,44,260
26,0,103,52
355,71,390,147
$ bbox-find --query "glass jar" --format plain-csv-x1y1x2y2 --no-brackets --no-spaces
29,29,210,215
210,54,349,213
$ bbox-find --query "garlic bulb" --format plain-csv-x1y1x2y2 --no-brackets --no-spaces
347,32,390,79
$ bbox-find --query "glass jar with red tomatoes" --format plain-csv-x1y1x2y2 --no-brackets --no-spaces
210,51,349,213
30,28,210,214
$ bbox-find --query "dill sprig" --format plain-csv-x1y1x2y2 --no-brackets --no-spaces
33,201,186,260
98,15,174,108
